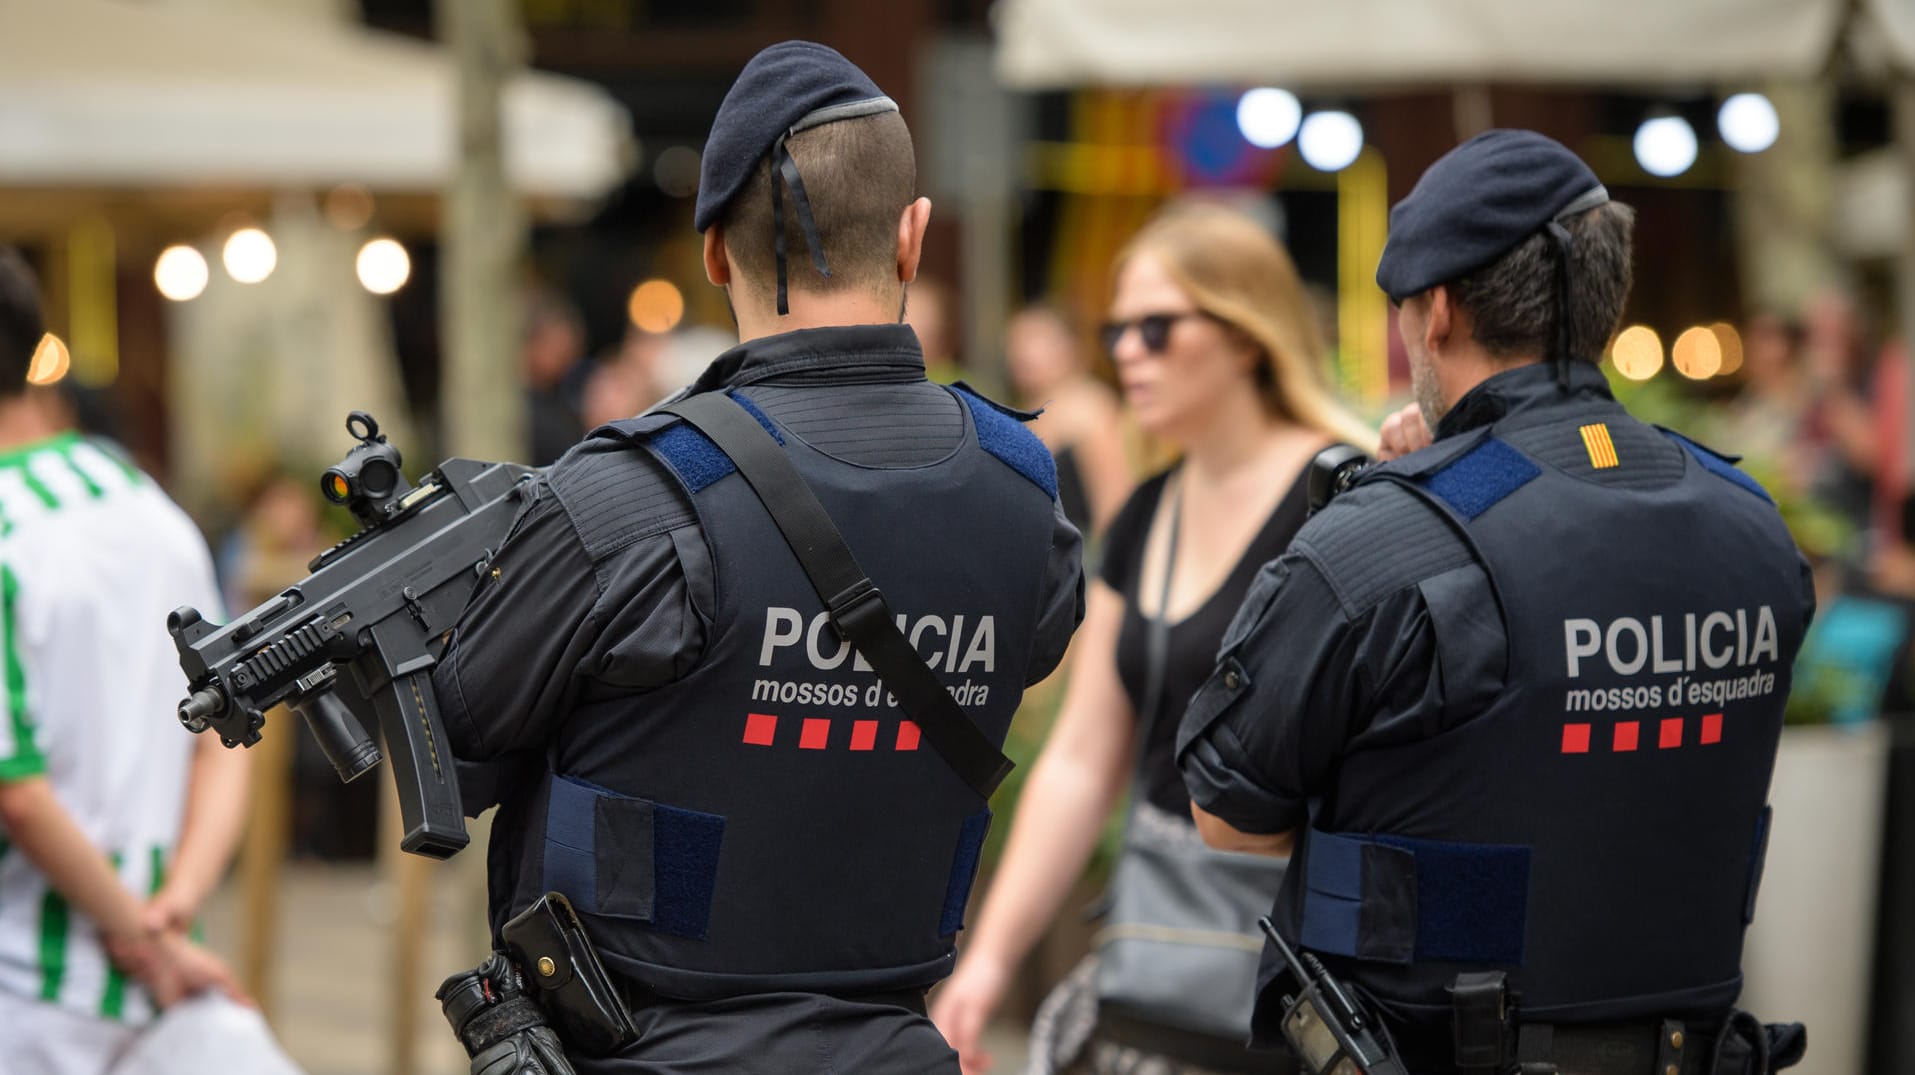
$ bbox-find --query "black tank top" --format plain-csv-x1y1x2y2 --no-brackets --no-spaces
1099,463,1312,816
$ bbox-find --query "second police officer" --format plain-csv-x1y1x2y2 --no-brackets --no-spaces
1177,130,1815,1074
431,41,1084,1074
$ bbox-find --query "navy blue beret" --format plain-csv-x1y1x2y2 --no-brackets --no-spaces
694,41,899,233
1375,129,1609,302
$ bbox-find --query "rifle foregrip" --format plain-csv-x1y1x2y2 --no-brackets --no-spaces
370,662,470,859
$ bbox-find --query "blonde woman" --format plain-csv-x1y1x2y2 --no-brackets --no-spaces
932,204,1374,1075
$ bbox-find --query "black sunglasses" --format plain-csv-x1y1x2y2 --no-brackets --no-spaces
1099,311,1218,357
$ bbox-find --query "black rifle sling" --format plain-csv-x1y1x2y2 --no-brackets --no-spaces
659,392,1014,800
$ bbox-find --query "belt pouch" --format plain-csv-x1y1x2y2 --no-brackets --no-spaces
502,891,642,1058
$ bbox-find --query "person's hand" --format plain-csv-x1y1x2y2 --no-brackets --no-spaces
102,928,165,992
931,954,1011,1075
141,885,197,939
1377,404,1432,461
133,933,252,1010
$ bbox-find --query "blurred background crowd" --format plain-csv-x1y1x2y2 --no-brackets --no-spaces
3,0,1915,1072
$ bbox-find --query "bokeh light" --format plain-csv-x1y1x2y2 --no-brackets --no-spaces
27,334,70,386
653,146,702,199
356,238,411,295
154,245,210,302
1611,325,1664,381
1711,322,1744,376
1634,116,1698,178
1671,326,1723,380
222,228,277,284
627,279,685,334
1236,88,1301,149
1298,111,1363,172
1718,93,1779,154
324,183,376,231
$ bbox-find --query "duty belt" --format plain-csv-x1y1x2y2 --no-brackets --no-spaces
1510,1019,1713,1075
1449,973,1801,1075
617,977,928,1018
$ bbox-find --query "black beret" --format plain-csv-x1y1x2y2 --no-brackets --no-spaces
1375,129,1608,302
694,41,899,234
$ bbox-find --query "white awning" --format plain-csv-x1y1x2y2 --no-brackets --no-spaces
0,0,632,200
995,0,1892,90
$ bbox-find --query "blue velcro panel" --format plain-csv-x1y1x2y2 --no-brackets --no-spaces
649,801,725,940
1667,431,1773,503
646,422,734,494
939,810,993,936
1301,828,1529,966
544,773,726,941
1376,834,1529,965
954,387,1058,498
544,775,601,912
1299,829,1366,958
1420,437,1540,521
731,393,785,445
643,392,787,495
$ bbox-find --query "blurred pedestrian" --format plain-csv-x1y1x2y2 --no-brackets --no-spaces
523,288,588,465
0,249,257,1072
933,203,1374,1075
1800,290,1887,538
1005,304,1133,540
216,469,327,614
1180,130,1812,1074
580,328,670,430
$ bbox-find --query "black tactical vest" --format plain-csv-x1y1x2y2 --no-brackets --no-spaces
520,384,1057,1000
1276,402,1807,1028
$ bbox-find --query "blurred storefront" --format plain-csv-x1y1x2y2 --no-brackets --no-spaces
0,0,630,521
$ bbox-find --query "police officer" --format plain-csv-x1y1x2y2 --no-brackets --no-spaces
1175,130,1815,1075
431,41,1084,1075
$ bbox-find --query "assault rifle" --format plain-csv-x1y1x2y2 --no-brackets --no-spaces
169,412,535,858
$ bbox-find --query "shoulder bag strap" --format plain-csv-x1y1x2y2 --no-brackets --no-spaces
658,391,1014,799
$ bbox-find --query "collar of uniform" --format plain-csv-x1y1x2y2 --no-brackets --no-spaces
690,323,926,392
1434,359,1614,440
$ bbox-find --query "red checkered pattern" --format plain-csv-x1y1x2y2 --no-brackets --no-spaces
738,713,925,754
1561,713,1727,755
742,712,778,747
799,718,831,750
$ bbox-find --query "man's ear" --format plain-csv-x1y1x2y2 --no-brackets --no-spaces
703,227,731,288
1425,285,1454,357
895,197,933,285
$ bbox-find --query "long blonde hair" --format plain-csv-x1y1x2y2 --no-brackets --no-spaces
1114,203,1378,453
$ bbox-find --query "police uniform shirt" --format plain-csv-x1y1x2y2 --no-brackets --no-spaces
1176,360,1816,1053
436,322,1083,791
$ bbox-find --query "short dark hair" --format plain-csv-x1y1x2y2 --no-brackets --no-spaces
1448,201,1636,365
717,110,916,300
0,249,44,397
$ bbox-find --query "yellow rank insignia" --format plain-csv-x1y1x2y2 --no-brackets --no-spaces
1580,423,1619,469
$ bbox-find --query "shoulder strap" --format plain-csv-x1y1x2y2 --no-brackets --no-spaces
658,391,1014,800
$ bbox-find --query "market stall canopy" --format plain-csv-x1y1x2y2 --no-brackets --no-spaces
995,0,1911,90
0,0,631,200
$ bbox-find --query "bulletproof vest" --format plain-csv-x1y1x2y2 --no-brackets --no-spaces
525,385,1057,1000
1284,399,1807,1025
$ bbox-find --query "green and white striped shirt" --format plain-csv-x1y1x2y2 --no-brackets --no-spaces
0,433,223,1024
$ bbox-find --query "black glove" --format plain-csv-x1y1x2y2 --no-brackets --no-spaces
470,1025,573,1075
438,952,579,1075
